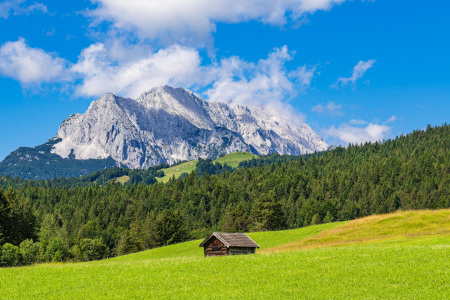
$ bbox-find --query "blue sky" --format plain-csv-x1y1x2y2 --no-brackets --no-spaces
0,0,449,161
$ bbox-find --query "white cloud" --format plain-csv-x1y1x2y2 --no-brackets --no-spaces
90,0,348,48
72,43,207,98
386,115,397,123
71,43,314,114
204,46,313,124
312,101,343,116
0,35,315,119
0,0,47,19
334,59,376,87
0,38,70,85
326,123,390,145
325,116,397,145
205,46,314,105
289,65,316,86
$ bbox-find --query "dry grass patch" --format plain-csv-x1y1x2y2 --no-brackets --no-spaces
262,209,450,253
114,175,130,184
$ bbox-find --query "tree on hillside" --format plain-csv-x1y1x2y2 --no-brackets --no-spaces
0,188,36,246
0,190,8,245
144,210,189,247
117,221,144,256
222,202,251,232
251,192,286,231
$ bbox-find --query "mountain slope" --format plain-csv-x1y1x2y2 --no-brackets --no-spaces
0,138,117,180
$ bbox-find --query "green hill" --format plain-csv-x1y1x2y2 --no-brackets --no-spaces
262,209,450,252
156,160,197,183
1,210,449,299
212,151,258,168
113,175,130,184
156,152,257,183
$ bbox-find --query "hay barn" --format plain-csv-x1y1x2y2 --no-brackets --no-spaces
199,232,260,257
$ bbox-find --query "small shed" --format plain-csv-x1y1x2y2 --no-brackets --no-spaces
199,232,260,257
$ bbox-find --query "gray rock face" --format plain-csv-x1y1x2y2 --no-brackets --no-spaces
51,86,329,168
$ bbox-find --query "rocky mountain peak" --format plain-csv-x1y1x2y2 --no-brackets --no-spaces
48,86,328,169
137,86,199,108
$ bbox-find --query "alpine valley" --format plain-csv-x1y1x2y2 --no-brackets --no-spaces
0,86,328,179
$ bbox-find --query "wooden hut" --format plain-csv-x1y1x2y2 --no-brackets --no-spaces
199,232,260,257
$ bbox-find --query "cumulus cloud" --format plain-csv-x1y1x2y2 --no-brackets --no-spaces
89,0,348,48
205,46,314,105
71,43,314,114
312,101,343,116
334,59,376,87
325,116,397,145
71,43,207,98
0,0,47,19
0,35,315,116
0,38,70,85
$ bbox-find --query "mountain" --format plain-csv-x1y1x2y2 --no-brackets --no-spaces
51,86,328,168
0,138,117,180
0,86,328,178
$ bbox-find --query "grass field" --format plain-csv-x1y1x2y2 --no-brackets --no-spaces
156,160,197,183
1,210,449,299
113,175,130,184
111,221,343,262
156,152,257,183
212,151,257,168
263,209,450,253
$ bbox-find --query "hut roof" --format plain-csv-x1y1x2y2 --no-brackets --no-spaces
199,232,260,248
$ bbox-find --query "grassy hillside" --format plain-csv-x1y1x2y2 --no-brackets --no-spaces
213,151,258,168
156,160,197,183
111,221,343,262
1,209,449,299
262,209,450,252
113,175,130,184
156,152,257,183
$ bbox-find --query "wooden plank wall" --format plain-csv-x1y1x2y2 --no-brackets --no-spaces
229,247,255,255
204,237,228,257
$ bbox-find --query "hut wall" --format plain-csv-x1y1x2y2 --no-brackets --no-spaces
204,237,228,257
229,247,256,255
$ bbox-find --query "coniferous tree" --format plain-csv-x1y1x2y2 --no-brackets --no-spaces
251,192,286,231
222,202,251,232
310,213,321,225
323,211,334,224
116,223,143,256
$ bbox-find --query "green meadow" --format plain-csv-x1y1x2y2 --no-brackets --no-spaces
212,151,257,168
156,152,257,183
1,210,449,299
155,160,197,183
